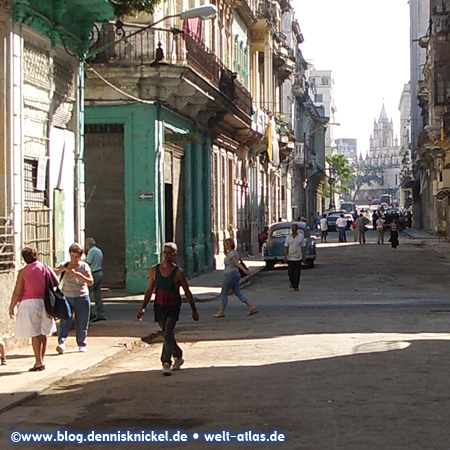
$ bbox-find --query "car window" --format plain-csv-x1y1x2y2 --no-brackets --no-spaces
271,228,306,238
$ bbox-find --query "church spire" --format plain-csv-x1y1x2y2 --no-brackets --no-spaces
379,103,388,123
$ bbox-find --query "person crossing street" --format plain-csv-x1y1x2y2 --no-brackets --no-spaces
284,223,307,292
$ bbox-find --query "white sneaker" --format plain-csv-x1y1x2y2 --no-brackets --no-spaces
172,357,184,370
56,344,65,355
79,346,87,353
162,362,171,376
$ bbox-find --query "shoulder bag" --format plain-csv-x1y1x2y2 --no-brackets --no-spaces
238,259,248,278
44,266,71,320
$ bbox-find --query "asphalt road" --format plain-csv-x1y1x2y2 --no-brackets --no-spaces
3,230,450,450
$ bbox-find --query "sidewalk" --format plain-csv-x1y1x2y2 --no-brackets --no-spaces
0,255,265,414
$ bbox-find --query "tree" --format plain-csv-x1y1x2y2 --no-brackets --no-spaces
349,163,384,201
113,0,162,17
325,154,352,196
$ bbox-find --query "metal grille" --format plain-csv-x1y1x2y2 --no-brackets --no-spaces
0,216,14,273
24,158,48,207
23,207,52,266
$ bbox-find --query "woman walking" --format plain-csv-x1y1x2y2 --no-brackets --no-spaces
9,247,56,371
214,238,257,318
390,218,400,248
54,243,93,354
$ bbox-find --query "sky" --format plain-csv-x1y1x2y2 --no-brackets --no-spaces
292,0,411,157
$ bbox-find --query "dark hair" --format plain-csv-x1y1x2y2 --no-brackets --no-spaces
22,247,38,264
69,243,84,255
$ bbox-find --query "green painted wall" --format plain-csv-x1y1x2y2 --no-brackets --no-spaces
85,104,213,293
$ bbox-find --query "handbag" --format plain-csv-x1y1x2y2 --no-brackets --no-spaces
238,259,248,278
44,266,71,320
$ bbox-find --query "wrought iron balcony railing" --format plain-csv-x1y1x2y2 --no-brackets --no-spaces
89,24,252,117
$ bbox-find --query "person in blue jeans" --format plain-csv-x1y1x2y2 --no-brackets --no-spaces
214,238,257,318
54,243,93,354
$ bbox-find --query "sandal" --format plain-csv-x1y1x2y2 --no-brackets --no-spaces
247,308,258,316
213,314,225,318
29,365,45,372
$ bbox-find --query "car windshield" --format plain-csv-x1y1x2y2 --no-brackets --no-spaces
271,228,306,238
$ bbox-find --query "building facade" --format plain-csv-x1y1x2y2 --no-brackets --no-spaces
359,105,403,203
0,0,115,344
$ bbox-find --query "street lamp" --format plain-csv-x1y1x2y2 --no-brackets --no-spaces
85,4,218,60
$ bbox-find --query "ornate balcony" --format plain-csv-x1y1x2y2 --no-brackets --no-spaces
86,24,253,134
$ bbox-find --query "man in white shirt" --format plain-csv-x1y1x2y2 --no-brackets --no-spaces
284,224,307,291
320,214,328,243
335,214,348,242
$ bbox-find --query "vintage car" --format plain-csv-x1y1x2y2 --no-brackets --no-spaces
326,212,353,230
262,222,316,269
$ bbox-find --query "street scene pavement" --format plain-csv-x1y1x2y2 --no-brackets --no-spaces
2,228,450,449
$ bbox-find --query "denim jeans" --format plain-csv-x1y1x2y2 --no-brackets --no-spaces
58,295,90,347
338,227,347,242
287,260,302,289
159,316,182,364
220,271,248,306
89,271,105,319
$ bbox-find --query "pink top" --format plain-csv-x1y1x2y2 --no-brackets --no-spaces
20,261,46,302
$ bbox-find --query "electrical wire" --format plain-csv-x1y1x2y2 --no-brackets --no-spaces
85,62,156,105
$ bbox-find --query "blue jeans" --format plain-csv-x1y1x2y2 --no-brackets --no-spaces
338,227,347,242
220,271,247,306
58,295,90,348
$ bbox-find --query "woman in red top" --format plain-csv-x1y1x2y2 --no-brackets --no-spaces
9,247,56,371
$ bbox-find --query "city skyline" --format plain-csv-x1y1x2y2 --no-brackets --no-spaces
293,0,411,157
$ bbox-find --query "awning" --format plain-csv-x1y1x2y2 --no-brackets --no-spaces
12,0,115,55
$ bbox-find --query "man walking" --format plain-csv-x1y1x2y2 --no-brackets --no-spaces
320,214,328,243
376,215,386,244
85,238,106,322
336,214,348,242
356,214,370,244
284,224,307,292
137,243,199,376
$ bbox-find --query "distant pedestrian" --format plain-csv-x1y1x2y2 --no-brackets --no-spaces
0,340,5,365
356,214,370,244
320,214,328,243
137,243,199,376
390,218,400,248
406,211,412,228
54,243,94,354
85,238,105,322
372,211,378,230
351,217,359,242
214,238,257,318
258,227,268,252
9,247,56,371
376,216,386,244
315,212,322,231
336,214,348,242
284,224,307,291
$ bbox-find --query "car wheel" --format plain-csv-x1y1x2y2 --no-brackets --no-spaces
306,260,315,269
265,261,276,270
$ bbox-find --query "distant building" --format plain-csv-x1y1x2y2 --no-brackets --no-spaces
307,67,338,156
360,105,403,203
335,139,357,166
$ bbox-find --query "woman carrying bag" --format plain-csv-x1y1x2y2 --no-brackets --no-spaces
213,238,257,318
54,243,93,354
9,247,57,371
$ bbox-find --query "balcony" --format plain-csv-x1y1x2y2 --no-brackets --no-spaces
87,24,253,133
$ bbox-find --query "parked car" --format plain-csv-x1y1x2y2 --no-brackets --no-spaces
326,213,353,231
262,222,316,269
383,209,404,230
